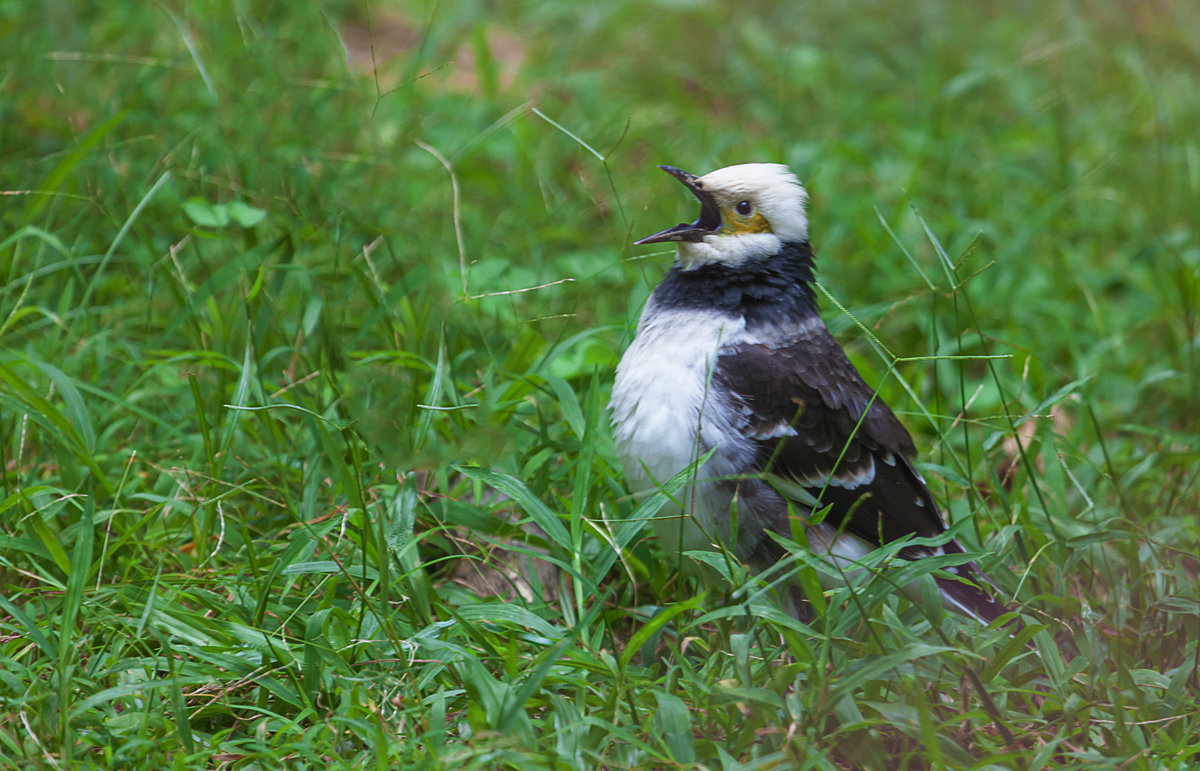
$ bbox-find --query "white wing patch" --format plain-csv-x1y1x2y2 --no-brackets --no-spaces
749,422,799,440
772,456,878,492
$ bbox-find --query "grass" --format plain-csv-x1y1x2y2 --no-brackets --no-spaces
2,0,1199,768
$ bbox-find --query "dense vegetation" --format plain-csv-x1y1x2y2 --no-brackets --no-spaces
2,1,1197,768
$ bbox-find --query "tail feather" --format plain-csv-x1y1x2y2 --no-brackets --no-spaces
936,561,1014,626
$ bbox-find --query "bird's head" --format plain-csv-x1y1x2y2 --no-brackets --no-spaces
636,163,809,269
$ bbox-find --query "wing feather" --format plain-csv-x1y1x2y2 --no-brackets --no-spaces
716,330,947,556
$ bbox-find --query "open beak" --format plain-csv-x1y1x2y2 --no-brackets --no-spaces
634,166,723,245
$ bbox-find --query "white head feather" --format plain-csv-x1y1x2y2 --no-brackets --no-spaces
671,163,809,269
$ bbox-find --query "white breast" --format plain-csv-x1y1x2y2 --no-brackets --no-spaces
610,303,753,555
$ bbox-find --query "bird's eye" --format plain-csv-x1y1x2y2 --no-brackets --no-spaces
735,200,753,216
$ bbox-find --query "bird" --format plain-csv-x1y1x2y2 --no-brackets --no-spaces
610,162,1012,627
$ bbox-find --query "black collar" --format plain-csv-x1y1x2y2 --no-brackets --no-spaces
650,240,819,329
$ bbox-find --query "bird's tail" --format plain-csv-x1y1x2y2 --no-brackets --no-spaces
935,560,1014,627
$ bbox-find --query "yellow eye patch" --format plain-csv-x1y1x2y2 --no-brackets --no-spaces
724,210,771,234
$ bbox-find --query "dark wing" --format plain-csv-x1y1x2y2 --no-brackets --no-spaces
716,329,948,556
717,329,1013,625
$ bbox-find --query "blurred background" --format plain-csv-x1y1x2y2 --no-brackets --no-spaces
2,1,1198,767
